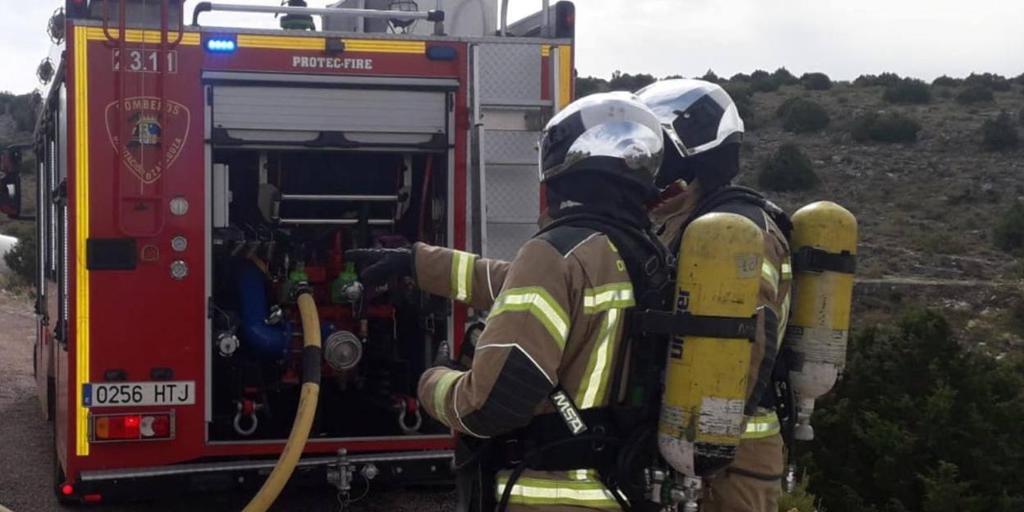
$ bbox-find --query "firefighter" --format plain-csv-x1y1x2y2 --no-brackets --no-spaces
348,92,668,511
636,78,794,512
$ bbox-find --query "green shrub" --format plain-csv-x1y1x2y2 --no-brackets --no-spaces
774,97,799,117
3,223,36,287
758,143,818,191
883,78,932,104
1015,72,1024,85
779,478,820,512
965,72,1012,92
851,111,922,143
779,98,830,133
750,69,780,92
994,202,1024,257
575,76,609,97
982,111,1019,151
854,72,902,87
772,67,800,86
699,69,721,83
723,83,757,129
932,75,962,87
0,92,40,134
956,85,995,104
1019,108,1024,127
729,72,751,83
801,72,832,90
806,310,1024,512
607,70,655,92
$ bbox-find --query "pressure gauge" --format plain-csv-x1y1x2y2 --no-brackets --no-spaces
169,196,189,216
170,260,189,280
171,235,188,252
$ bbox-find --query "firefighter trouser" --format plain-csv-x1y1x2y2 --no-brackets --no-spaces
703,411,785,512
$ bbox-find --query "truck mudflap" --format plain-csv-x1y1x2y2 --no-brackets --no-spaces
71,450,453,503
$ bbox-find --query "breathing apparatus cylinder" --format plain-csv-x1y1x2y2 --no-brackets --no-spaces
784,201,857,441
658,213,764,478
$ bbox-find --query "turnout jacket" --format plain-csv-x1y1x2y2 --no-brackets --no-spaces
416,227,635,511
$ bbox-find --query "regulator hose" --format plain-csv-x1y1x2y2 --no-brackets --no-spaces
243,291,322,512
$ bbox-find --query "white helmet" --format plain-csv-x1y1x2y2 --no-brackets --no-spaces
539,91,664,194
636,79,744,158
636,79,746,189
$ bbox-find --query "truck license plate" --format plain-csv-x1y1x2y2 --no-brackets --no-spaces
83,381,195,407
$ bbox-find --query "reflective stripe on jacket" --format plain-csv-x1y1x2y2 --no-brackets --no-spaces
742,409,782,440
415,231,634,510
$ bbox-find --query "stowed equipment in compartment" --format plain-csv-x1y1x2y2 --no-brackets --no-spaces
209,150,448,441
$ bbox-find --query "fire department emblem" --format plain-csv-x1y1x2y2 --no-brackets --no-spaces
105,97,190,184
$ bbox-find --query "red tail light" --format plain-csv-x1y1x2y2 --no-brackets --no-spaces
91,412,175,442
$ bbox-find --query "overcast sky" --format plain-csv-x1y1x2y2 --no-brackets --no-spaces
1,0,1022,95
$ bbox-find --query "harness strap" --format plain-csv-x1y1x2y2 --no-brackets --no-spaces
549,386,588,436
492,407,620,472
669,185,789,255
791,246,857,274
633,309,758,341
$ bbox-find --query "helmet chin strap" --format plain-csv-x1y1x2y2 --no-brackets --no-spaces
657,142,740,192
546,175,652,229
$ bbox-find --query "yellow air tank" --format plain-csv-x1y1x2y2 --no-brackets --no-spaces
785,201,858,441
658,212,764,478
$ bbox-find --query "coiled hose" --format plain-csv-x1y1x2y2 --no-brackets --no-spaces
243,291,321,512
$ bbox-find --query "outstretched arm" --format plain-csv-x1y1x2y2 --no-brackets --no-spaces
413,243,511,311
418,239,569,437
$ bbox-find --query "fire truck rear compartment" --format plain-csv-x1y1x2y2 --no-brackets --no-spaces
208,147,449,442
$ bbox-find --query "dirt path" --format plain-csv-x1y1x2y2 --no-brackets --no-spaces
0,291,53,512
857,277,1020,287
0,292,453,512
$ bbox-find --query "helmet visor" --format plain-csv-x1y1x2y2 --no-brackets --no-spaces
637,80,743,157
539,120,664,181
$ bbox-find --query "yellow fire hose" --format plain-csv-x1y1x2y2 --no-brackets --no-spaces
243,291,322,512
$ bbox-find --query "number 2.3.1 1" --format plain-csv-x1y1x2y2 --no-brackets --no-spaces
112,49,178,73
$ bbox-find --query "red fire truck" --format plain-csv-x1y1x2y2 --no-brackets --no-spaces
20,0,575,504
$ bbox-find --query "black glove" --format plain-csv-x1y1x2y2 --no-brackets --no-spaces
345,247,413,286
432,340,469,371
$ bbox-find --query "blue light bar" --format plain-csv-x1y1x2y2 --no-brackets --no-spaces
426,45,457,61
205,37,237,53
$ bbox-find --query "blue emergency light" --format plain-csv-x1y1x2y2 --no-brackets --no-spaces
205,36,237,53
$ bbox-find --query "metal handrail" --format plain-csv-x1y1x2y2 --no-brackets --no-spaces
500,0,509,36
101,0,184,46
191,2,444,27
541,0,550,37
500,0,551,37
100,0,183,237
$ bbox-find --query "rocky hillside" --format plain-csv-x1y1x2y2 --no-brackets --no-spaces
735,79,1023,351
736,82,1024,282
582,71,1024,352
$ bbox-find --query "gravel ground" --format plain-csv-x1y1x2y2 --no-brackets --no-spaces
0,291,455,512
